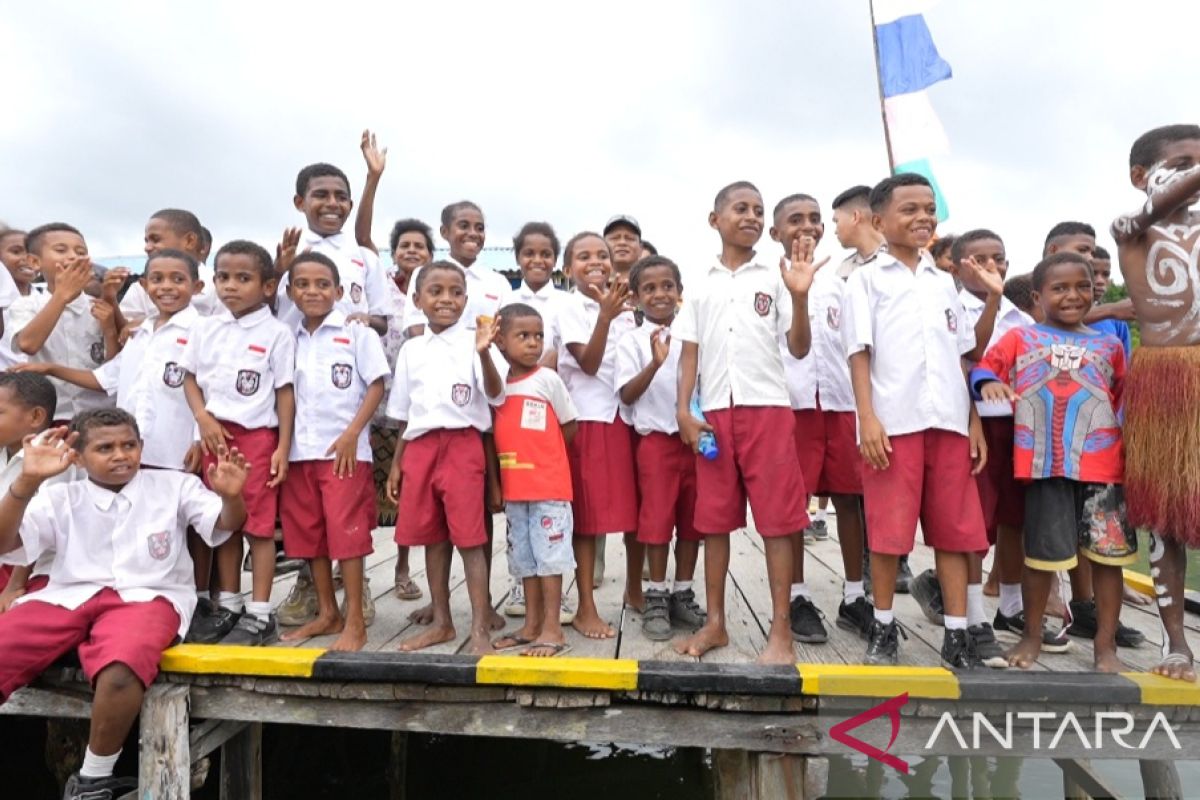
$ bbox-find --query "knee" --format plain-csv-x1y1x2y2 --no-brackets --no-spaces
94,663,142,695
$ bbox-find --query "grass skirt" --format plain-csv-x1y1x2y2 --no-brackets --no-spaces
370,424,399,527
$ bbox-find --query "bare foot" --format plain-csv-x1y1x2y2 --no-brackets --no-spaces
1005,638,1040,669
465,629,495,655
625,589,645,614
523,637,569,658
1094,649,1124,674
489,608,506,631
280,613,343,642
1151,650,1197,682
408,603,434,625
572,608,616,639
397,623,455,652
330,624,367,652
756,635,796,666
1123,584,1153,606
494,624,540,650
674,622,729,657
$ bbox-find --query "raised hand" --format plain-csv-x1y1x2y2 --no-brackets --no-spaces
650,326,671,366
963,255,1004,297
361,129,387,177
275,227,303,278
475,314,501,354
979,381,1018,405
100,267,130,304
779,236,828,297
91,299,116,332
54,259,93,302
20,427,80,480
206,446,249,499
583,280,635,321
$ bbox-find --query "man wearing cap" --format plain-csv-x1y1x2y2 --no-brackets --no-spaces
604,215,643,282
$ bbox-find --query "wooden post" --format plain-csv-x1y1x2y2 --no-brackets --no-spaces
219,721,263,800
1139,759,1182,800
712,749,806,800
388,731,409,800
138,684,191,800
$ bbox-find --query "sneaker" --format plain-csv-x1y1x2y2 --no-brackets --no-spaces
339,577,375,627
220,613,279,646
186,605,240,644
559,595,576,625
809,518,830,541
789,595,828,643
992,609,1073,653
1066,600,1146,648
63,772,136,800
864,618,905,665
503,583,526,617
184,596,215,643
642,588,673,641
277,574,318,627
909,569,945,625
968,623,1008,668
894,556,914,594
942,627,984,669
669,588,707,630
836,596,875,640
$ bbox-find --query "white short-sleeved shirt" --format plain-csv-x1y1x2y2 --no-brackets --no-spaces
841,251,975,437
178,305,295,429
93,305,201,470
674,260,794,412
1,470,230,637
0,448,81,578
386,322,504,441
556,292,637,423
615,321,683,435
275,230,396,328
959,289,1034,418
502,281,570,355
403,258,512,331
291,311,391,462
6,292,113,419
0,263,20,311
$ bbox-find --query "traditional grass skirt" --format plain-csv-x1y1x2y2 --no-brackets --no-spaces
370,423,399,527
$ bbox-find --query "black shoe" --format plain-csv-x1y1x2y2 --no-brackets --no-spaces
909,569,945,625
968,623,1008,668
864,618,905,665
894,556,914,594
789,595,828,643
992,609,1072,653
942,628,984,669
63,773,136,800
1066,600,1145,648
836,596,875,640
220,613,278,646
186,605,240,644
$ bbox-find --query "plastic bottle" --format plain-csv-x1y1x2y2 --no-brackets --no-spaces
689,395,719,461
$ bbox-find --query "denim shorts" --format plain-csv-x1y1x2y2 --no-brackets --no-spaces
505,500,576,578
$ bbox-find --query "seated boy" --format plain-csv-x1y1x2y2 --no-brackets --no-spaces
0,410,247,799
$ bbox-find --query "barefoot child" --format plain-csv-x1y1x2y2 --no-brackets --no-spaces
181,240,296,645
971,252,1134,672
616,255,706,641
385,261,504,654
674,182,822,665
1111,123,1200,681
0,412,248,798
491,303,578,656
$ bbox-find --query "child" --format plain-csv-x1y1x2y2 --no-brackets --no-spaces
7,224,123,423
1003,274,1042,322
556,232,640,639
277,252,389,652
504,222,570,364
181,240,296,646
0,228,34,299
603,214,643,280
490,303,578,656
841,173,996,668
385,261,505,654
1111,123,1200,681
770,192,873,642
1088,245,1135,357
972,252,1134,672
0,412,246,798
674,181,821,665
121,209,215,320
615,255,706,641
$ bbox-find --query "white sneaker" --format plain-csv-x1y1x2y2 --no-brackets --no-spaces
504,583,526,617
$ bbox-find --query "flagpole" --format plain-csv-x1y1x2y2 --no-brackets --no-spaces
868,0,897,172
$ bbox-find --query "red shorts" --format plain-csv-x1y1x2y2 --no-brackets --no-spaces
793,408,864,497
976,416,1025,543
396,429,487,549
861,429,988,555
201,422,279,539
0,588,179,701
0,568,48,594
694,406,809,537
281,461,376,560
568,416,638,536
635,432,702,546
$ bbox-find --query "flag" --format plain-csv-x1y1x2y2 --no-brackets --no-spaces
873,1,952,220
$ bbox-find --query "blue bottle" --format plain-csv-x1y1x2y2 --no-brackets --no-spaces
689,395,719,461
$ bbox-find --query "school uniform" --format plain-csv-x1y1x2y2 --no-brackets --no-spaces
0,450,81,596
615,321,701,547
92,306,200,470
557,292,638,535
276,230,395,328
0,272,24,371
674,260,809,537
502,281,570,355
403,258,512,331
386,321,502,549
282,311,390,561
178,305,295,538
0,470,230,698
120,269,218,320
841,251,987,556
6,292,113,420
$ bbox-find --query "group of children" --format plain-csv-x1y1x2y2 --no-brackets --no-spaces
1,122,1199,798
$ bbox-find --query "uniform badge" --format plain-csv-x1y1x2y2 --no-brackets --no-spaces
826,305,841,330
350,283,363,304
331,363,353,389
90,341,105,364
236,369,261,396
754,292,772,317
451,383,472,407
147,531,171,560
944,309,958,333
162,361,185,388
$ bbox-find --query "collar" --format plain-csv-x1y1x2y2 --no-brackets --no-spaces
139,304,199,336
876,249,939,275
708,257,767,276
301,229,346,250
295,308,348,336
216,305,273,328
518,281,554,299
0,447,23,473
426,320,466,341
85,471,140,511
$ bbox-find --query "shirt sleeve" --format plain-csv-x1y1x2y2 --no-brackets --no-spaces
840,269,873,358
177,474,232,548
401,267,428,329
674,293,699,344
92,349,124,395
1,492,57,567
270,327,296,388
1116,321,1133,360
355,326,392,385
614,329,643,392
547,372,578,424
954,296,976,357
0,265,18,311
385,345,412,421
177,318,204,374
558,295,591,347
4,296,37,354
477,345,507,406
362,249,396,318
971,330,1020,396
773,272,794,340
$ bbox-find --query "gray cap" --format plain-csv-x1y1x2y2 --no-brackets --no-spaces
603,214,642,237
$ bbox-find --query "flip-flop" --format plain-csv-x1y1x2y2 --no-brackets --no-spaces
521,641,572,658
394,577,423,601
493,633,536,652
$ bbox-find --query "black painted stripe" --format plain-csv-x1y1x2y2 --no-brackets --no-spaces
956,670,1140,705
312,652,480,684
638,661,801,695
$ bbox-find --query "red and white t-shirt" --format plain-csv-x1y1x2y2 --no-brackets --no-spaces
493,367,578,503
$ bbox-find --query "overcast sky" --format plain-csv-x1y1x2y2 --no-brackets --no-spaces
4,1,1197,279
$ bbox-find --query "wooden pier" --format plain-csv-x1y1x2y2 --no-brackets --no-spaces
5,517,1200,799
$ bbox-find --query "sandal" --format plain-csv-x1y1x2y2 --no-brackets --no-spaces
493,633,536,651
394,576,423,601
522,641,572,658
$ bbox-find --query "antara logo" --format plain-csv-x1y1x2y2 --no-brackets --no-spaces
829,692,911,773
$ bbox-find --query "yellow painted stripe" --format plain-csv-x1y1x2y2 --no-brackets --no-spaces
476,655,639,690
1122,672,1200,705
797,663,959,699
1123,570,1155,597
160,644,321,678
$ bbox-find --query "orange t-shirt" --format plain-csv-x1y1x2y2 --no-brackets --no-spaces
494,368,578,502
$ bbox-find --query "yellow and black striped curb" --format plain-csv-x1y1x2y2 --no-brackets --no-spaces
158,645,1200,706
